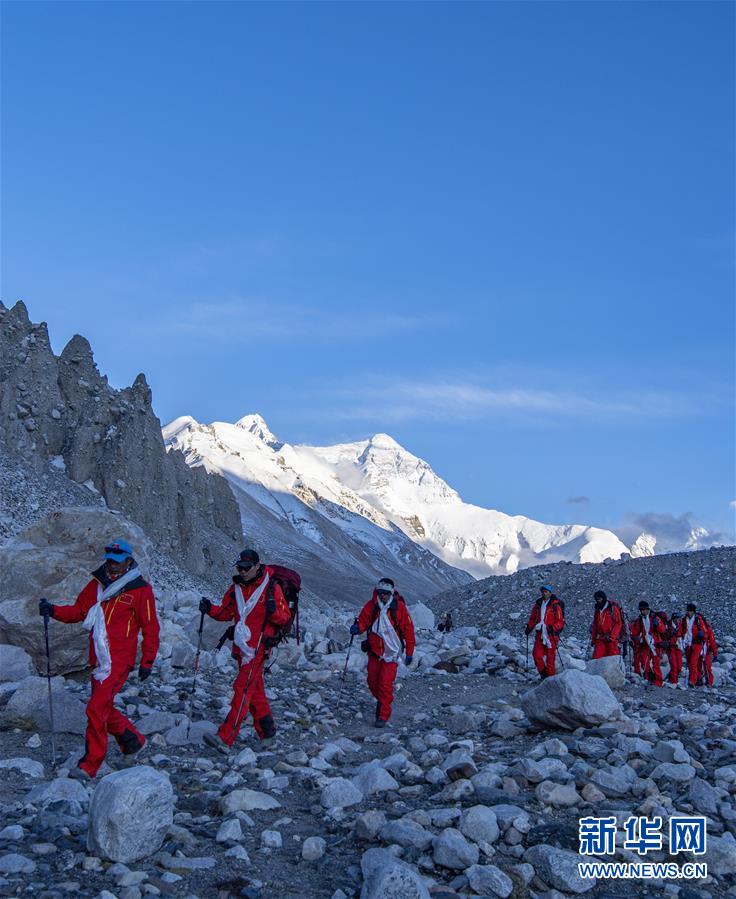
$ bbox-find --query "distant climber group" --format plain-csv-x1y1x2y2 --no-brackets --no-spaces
525,586,719,688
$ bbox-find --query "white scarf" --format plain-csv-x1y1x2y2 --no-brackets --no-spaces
536,599,551,648
682,617,694,649
233,573,270,664
376,597,402,662
83,566,142,682
642,615,656,653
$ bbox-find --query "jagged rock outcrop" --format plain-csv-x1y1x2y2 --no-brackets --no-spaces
0,301,241,579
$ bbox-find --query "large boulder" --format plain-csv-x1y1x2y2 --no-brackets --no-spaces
2,676,87,733
521,670,623,731
585,655,625,689
359,848,430,899
409,602,435,631
0,508,150,674
0,644,34,682
87,766,175,863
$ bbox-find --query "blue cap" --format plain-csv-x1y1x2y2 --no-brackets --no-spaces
541,585,553,593
105,540,133,562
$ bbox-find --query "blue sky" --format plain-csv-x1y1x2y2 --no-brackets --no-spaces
2,1,734,545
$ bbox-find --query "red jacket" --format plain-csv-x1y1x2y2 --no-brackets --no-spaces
207,566,292,659
591,602,623,645
52,566,160,670
629,614,666,651
526,596,565,638
677,614,717,654
357,591,416,658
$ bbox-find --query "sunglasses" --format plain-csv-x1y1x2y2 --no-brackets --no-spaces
236,562,255,572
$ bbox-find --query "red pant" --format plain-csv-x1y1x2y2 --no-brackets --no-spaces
687,645,713,687
592,640,620,659
636,646,663,687
367,655,398,721
667,647,683,683
218,651,272,745
532,635,558,677
80,664,144,777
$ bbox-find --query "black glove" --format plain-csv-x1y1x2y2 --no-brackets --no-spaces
138,665,152,681
39,598,54,619
405,655,413,666
266,597,276,615
524,626,531,636
350,623,360,636
199,598,212,615
263,634,280,650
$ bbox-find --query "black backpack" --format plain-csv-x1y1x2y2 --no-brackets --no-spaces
216,564,302,651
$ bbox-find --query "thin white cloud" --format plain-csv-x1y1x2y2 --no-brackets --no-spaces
730,500,736,510
151,300,444,342
308,377,705,423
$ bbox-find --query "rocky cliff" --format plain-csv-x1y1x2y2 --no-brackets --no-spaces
0,301,241,579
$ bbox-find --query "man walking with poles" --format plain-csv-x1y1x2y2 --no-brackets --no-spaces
199,549,292,749
525,586,565,680
38,540,159,780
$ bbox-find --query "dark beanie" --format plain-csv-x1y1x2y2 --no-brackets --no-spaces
594,590,607,601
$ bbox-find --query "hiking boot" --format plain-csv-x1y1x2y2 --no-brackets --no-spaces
118,728,145,756
258,715,276,740
203,732,230,755
68,764,92,783
374,718,387,728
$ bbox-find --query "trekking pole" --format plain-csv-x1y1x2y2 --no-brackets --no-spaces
336,633,355,706
525,634,529,672
41,603,57,770
186,607,206,740
555,641,566,671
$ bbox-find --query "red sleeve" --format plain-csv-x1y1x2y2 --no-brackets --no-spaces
209,586,236,622
135,584,160,668
357,598,376,634
527,604,539,630
398,603,415,656
629,620,639,642
551,602,564,635
52,580,97,624
707,623,718,654
267,583,292,629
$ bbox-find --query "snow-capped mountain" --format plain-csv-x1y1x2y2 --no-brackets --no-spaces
163,414,629,587
630,526,717,558
299,432,629,576
162,415,472,604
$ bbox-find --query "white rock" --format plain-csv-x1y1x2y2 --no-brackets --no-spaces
28,776,89,808
521,670,623,730
0,644,35,682
459,805,500,845
409,602,435,631
216,819,243,843
352,761,399,796
466,864,514,898
585,656,625,688
433,828,480,869
0,756,44,778
0,852,36,874
221,789,282,814
321,778,363,810
87,766,175,864
260,829,282,849
706,832,736,876
524,844,597,893
2,676,87,733
302,836,326,861
359,847,430,899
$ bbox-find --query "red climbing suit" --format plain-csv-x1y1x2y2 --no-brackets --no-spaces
206,565,292,744
677,614,718,687
629,613,665,687
590,602,623,658
51,566,160,777
526,595,565,677
356,591,416,722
